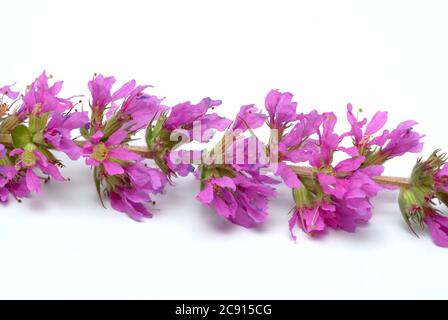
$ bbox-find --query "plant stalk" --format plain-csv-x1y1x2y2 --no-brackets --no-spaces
0,133,411,187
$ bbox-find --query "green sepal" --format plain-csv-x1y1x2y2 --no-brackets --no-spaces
29,113,49,134
32,131,46,145
80,127,90,139
292,184,314,208
0,155,13,166
11,125,32,149
154,153,172,176
93,166,106,209
145,112,167,149
199,164,214,190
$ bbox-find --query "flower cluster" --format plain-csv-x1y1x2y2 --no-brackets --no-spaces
0,72,88,202
196,133,278,228
260,92,424,240
82,74,168,220
145,97,231,178
398,150,448,247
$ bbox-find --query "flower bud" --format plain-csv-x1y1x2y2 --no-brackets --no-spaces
398,186,430,232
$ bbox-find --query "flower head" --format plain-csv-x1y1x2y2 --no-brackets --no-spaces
196,136,277,228
44,111,89,160
265,89,298,131
232,104,267,133
18,72,74,117
344,104,424,165
163,98,231,142
145,97,231,178
108,162,167,221
83,130,141,175
10,144,64,195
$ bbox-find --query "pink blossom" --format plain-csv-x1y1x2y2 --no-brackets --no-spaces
18,72,74,117
0,164,28,203
289,163,384,239
196,137,277,228
232,104,267,133
344,104,423,162
163,98,231,143
88,74,135,113
109,162,167,221
44,111,89,160
265,89,299,130
0,83,19,99
115,87,166,131
82,130,140,175
288,112,384,239
197,174,276,228
434,164,448,193
10,147,64,195
424,208,448,247
382,120,424,158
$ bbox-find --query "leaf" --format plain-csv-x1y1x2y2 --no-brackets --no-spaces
11,125,31,148
146,112,167,148
93,166,106,209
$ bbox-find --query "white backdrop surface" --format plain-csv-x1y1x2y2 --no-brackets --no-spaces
0,0,447,299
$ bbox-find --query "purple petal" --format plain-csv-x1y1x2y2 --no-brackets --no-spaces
103,160,124,175
26,168,42,195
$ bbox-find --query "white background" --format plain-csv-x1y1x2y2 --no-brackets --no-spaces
0,0,447,299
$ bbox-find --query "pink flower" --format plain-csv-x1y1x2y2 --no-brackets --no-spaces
382,120,424,158
424,208,448,247
10,147,64,195
197,174,276,228
0,83,19,99
274,110,323,188
18,72,74,117
232,104,267,133
163,98,231,143
434,163,448,193
0,163,28,203
113,87,166,131
265,89,299,131
196,137,277,228
289,159,384,239
44,111,89,160
88,74,135,113
164,151,195,177
289,202,332,240
82,130,140,175
278,110,322,163
88,74,164,133
344,104,424,163
109,162,167,221
288,112,384,239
